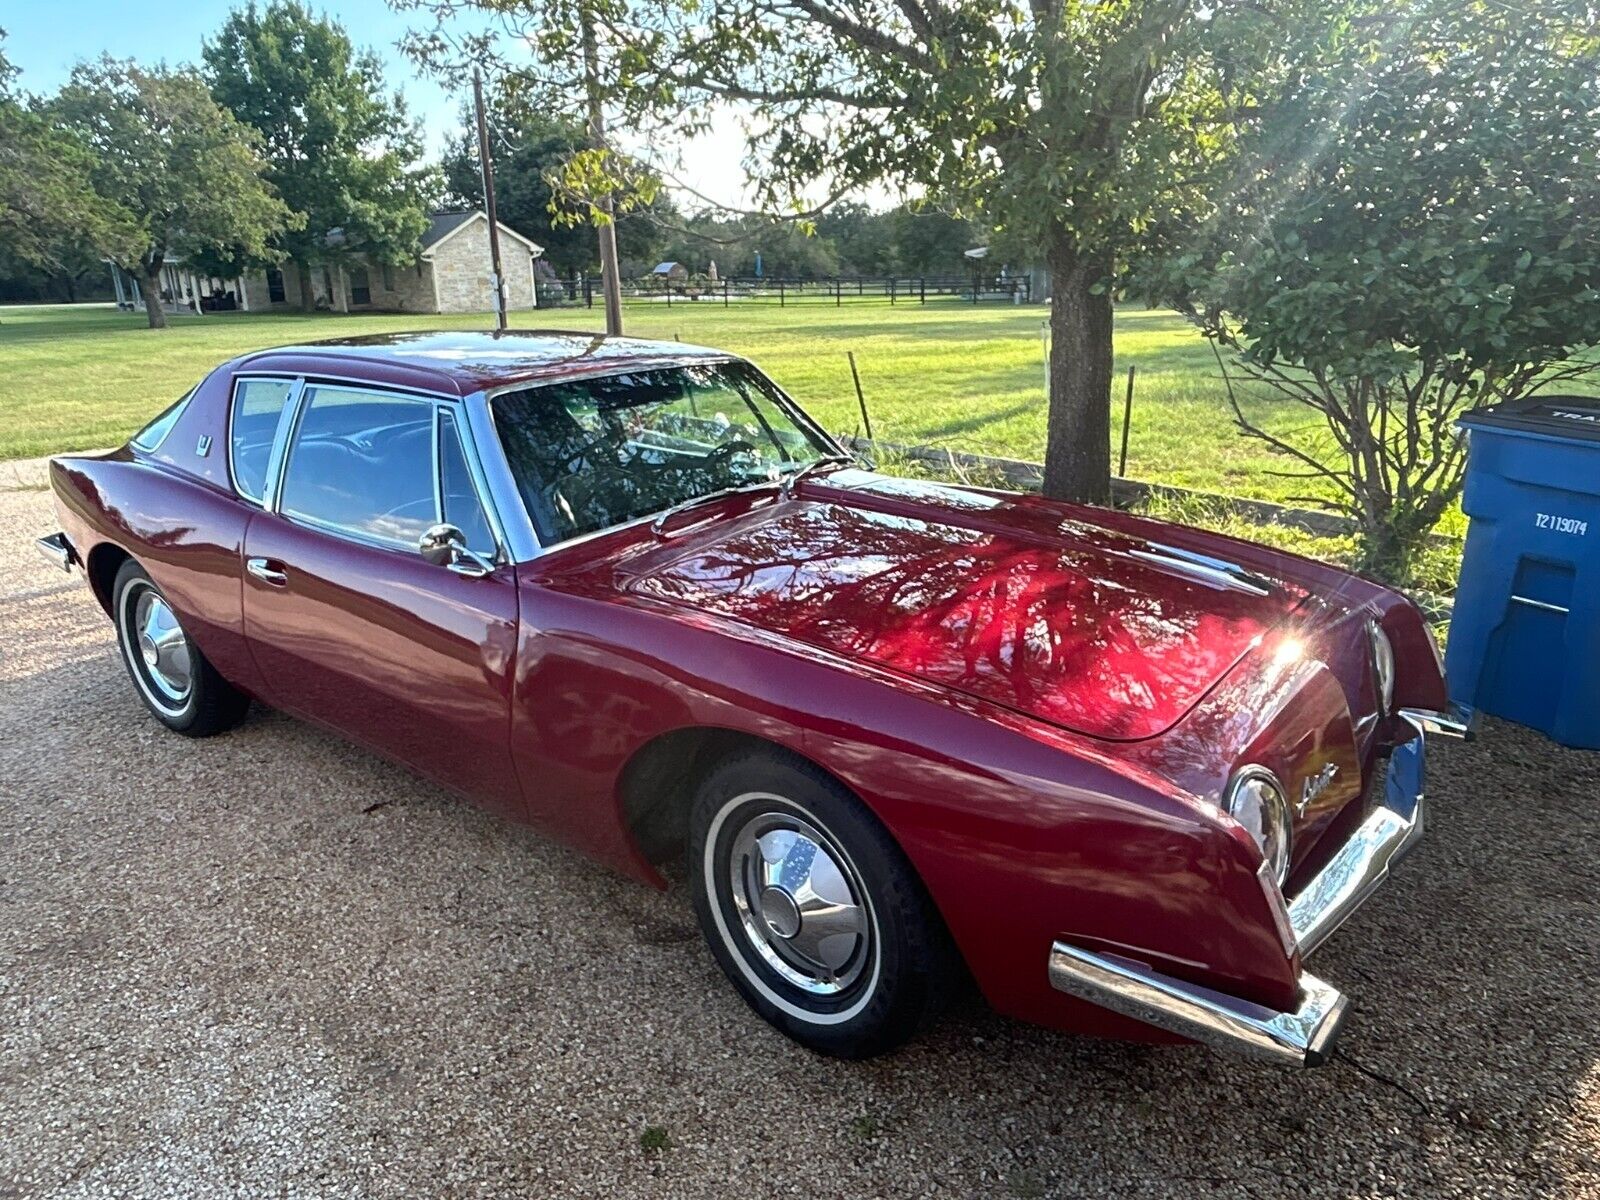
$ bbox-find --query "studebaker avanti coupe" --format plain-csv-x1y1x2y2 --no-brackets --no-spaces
38,331,1472,1064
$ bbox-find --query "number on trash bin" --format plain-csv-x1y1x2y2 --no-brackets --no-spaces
1535,512,1588,536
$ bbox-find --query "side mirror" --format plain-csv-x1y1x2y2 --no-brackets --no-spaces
419,522,495,578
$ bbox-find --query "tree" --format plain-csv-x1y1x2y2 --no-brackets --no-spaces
439,104,596,273
398,0,1348,504
0,32,140,281
52,61,294,329
1154,0,1600,581
204,1,434,309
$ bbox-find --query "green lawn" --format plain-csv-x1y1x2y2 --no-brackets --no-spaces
1,299,1341,508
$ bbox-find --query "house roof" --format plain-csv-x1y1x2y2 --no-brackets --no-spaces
423,210,544,256
320,211,543,257
423,211,480,249
229,331,732,396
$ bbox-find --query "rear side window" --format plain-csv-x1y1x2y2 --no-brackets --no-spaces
131,388,194,452
278,386,436,548
230,378,295,502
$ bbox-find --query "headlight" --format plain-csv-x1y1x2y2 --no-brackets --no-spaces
1368,620,1396,714
1225,766,1292,884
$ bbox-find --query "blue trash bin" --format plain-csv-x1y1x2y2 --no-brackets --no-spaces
1446,395,1600,748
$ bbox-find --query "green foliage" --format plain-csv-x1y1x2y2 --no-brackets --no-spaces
1152,0,1600,581
397,0,1362,502
638,1125,670,1153
203,1,435,282
0,32,141,274
50,59,295,326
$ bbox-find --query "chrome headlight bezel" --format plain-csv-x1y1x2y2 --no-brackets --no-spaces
1224,765,1293,885
1368,620,1396,715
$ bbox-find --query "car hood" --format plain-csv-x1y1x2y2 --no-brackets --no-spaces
626,471,1312,741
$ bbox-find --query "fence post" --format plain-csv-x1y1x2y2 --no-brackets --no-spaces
779,279,785,307
1118,364,1136,478
724,279,729,307
847,351,873,441
666,286,672,307
920,278,926,304
584,275,592,308
835,278,841,307
889,278,895,306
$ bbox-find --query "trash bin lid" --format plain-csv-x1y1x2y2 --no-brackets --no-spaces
1458,394,1600,443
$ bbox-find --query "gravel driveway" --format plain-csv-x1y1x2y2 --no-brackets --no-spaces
2,454,1597,1199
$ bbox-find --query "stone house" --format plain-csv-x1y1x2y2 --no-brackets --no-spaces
240,211,545,315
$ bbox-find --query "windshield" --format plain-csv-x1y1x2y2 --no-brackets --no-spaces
492,361,836,543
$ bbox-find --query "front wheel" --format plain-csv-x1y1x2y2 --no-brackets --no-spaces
689,749,955,1058
112,559,250,737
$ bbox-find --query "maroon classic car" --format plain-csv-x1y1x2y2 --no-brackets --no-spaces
37,331,1472,1065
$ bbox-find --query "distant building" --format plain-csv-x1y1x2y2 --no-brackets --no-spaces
651,261,689,283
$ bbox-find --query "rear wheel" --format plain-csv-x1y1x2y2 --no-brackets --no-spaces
112,559,249,737
689,749,955,1058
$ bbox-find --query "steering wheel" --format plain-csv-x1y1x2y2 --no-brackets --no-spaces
704,439,758,465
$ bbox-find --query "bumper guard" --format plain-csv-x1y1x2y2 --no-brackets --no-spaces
36,532,76,572
1048,705,1474,1067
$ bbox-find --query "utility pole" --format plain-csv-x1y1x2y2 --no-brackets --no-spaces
473,68,508,333
580,4,624,336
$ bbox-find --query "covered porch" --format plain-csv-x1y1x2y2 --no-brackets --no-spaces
108,259,255,317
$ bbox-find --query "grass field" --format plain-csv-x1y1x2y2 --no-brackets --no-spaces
2,299,1348,507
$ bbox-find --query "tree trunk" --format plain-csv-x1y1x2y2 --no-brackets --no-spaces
296,259,315,312
1042,227,1114,505
134,267,168,330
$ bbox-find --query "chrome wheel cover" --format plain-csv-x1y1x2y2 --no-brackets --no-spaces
121,582,192,710
722,804,873,998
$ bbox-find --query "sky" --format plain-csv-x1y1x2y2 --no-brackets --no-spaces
1,0,765,209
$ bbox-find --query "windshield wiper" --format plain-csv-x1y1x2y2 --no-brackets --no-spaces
649,480,777,538
778,454,856,499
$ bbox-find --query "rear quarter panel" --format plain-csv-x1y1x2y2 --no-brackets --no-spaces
50,363,260,697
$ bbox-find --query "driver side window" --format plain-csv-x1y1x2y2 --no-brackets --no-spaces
278,387,437,548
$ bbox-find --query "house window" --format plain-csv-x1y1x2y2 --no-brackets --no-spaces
349,265,372,306
381,262,394,291
266,268,286,304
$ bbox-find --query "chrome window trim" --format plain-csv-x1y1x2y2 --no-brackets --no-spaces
463,389,546,563
259,377,309,511
430,400,444,527
474,358,845,560
231,366,459,403
228,374,306,508
436,405,506,562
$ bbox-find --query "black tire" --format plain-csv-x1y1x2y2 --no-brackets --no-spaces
689,748,956,1058
112,559,250,737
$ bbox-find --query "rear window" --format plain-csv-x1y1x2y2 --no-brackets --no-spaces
230,378,296,502
130,389,194,453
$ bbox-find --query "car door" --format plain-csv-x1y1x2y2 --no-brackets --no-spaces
240,381,523,819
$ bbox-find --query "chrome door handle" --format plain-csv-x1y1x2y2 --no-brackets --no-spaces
246,557,288,586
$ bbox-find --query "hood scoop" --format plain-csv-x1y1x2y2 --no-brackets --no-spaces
629,489,1307,741
1124,542,1273,598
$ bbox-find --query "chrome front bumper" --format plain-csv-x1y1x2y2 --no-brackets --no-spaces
1049,706,1475,1067
36,531,76,572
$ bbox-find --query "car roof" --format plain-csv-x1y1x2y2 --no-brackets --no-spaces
228,330,738,397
